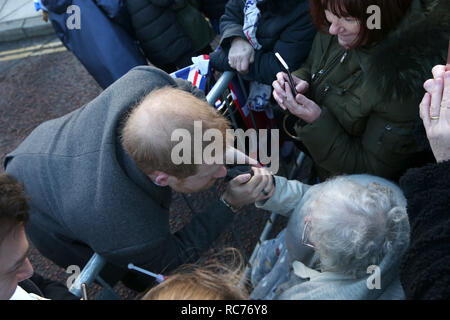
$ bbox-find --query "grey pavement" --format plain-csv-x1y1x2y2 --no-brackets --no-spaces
0,0,55,42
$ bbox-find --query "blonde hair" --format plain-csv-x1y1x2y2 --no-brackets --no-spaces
121,87,231,178
143,248,248,300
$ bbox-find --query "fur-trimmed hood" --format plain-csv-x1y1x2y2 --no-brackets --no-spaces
367,0,450,102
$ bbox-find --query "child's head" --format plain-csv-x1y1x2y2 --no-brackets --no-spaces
142,248,248,300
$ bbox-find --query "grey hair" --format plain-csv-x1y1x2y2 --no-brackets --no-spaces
303,176,409,279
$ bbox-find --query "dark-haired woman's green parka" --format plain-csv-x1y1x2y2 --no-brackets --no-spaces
291,0,449,180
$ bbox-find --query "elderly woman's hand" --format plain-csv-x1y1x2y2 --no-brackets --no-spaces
419,69,450,163
272,73,321,123
222,167,274,210
228,37,255,75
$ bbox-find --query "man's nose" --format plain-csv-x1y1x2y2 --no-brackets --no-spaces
216,165,227,178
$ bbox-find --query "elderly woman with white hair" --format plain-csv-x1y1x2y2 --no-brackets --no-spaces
249,174,410,300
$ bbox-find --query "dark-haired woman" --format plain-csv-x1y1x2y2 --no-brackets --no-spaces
273,0,449,180
210,0,316,85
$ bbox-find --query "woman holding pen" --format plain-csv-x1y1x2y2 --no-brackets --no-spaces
272,0,449,181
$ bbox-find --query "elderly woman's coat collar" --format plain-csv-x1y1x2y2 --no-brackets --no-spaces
292,261,352,282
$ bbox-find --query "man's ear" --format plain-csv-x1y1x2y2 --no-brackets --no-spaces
148,171,170,187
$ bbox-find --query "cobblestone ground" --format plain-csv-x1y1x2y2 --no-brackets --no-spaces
0,35,295,300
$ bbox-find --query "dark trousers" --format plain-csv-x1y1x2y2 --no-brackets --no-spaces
26,217,153,292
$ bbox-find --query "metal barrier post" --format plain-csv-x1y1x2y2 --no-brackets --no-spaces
206,71,235,105
69,253,107,297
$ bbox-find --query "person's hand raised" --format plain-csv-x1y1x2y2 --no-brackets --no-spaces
228,37,255,75
419,70,450,163
423,65,448,94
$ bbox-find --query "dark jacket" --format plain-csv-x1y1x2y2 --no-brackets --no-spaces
292,0,449,181
43,0,148,89
126,0,214,70
209,0,316,85
19,274,79,300
3,67,234,276
399,160,450,300
126,0,192,68
198,0,228,20
172,0,216,54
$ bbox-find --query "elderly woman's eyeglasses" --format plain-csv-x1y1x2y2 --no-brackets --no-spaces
302,220,315,249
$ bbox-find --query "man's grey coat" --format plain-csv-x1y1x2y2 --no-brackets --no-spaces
3,66,234,278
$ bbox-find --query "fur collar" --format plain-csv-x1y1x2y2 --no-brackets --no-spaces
367,0,450,101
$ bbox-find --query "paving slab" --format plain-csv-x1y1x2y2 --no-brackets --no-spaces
23,15,54,38
0,0,55,43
